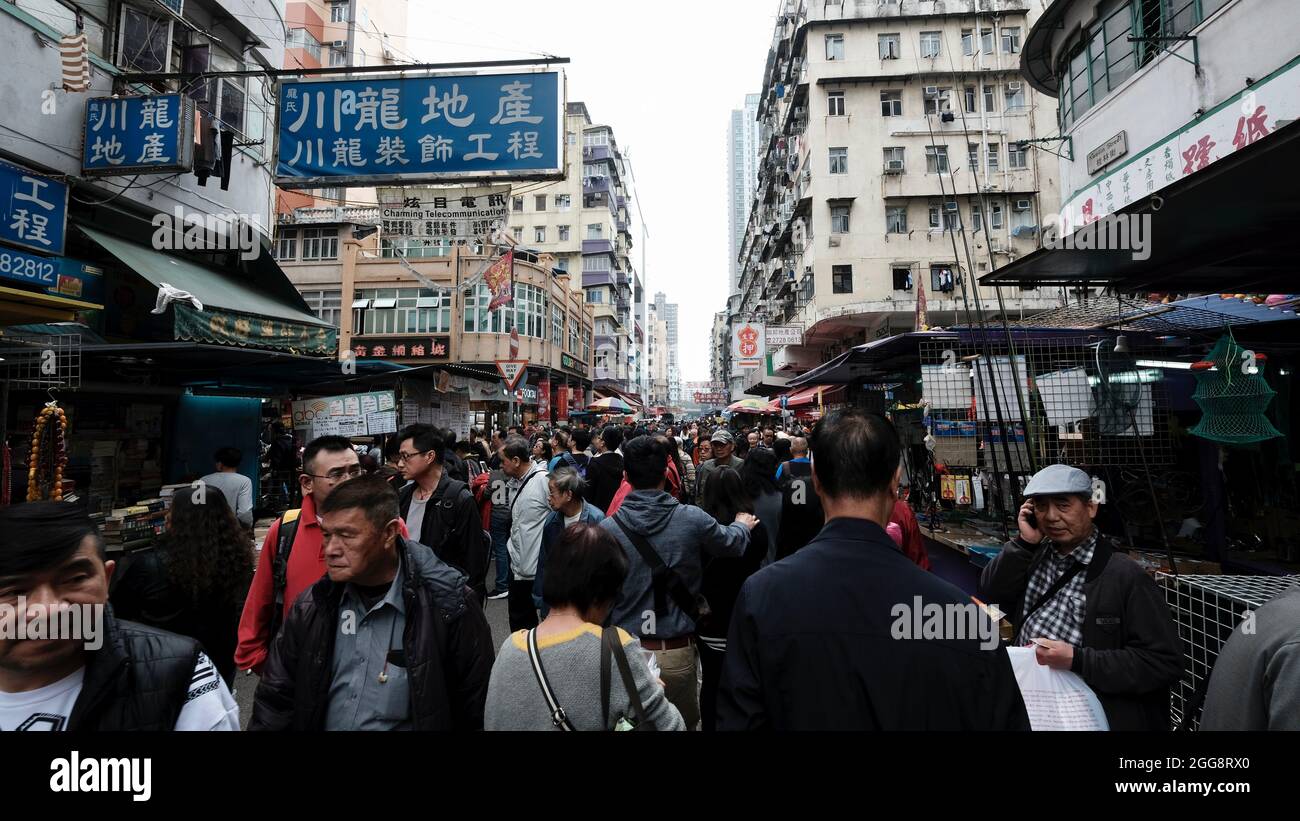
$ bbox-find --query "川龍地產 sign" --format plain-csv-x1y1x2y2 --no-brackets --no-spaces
275,72,564,187
82,94,194,175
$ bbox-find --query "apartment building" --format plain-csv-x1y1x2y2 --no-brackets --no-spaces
728,93,763,292
727,0,1065,395
653,292,681,405
507,102,645,402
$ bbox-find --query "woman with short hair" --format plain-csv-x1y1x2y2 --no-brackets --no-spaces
485,523,685,731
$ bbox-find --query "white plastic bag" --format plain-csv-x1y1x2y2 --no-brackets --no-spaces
1006,646,1110,731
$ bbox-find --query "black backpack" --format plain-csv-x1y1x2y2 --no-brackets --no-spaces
426,480,491,595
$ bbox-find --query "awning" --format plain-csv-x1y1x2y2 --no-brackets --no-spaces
979,120,1300,292
789,332,957,387
80,227,326,325
771,384,846,409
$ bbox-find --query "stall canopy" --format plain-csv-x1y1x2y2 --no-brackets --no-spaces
768,384,846,410
79,226,337,355
979,120,1300,293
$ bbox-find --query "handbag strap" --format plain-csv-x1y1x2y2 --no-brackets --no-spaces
526,629,575,731
610,512,699,623
601,627,650,730
1016,558,1086,642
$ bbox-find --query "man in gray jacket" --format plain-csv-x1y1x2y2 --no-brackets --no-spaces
601,435,758,730
501,436,549,632
1200,585,1300,730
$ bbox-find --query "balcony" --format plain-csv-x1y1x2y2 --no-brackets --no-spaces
582,271,613,288
582,238,614,256
582,175,614,196
582,144,612,162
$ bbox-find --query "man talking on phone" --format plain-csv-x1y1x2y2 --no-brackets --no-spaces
979,464,1182,730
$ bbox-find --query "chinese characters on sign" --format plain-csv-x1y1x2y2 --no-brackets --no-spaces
560,351,588,376
484,250,514,310
350,335,450,360
1058,64,1298,231
291,390,398,437
377,184,510,242
82,94,194,175
0,159,69,256
732,322,765,369
276,72,563,186
765,325,803,348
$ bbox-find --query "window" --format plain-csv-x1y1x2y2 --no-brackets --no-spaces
971,204,983,232
986,142,1000,172
1008,141,1028,169
558,225,571,242
883,146,904,171
878,33,900,60
512,196,524,212
302,290,342,328
301,228,338,260
831,204,851,234
1005,82,1026,110
329,47,347,67
968,142,980,169
825,34,845,61
990,201,1004,229
919,31,941,58
535,195,547,212
964,86,977,113
587,289,603,304
568,316,579,352
981,28,995,55
925,145,949,173
275,230,296,261
931,264,957,291
552,305,565,347
535,227,546,243
582,257,606,274
928,203,958,231
555,194,571,210
587,223,603,239
962,29,974,56
286,27,321,60
984,85,997,113
880,90,902,116
1059,0,1140,130
827,90,845,116
583,131,609,148
1002,26,1021,53
832,265,853,294
892,267,913,290
886,206,907,234
923,87,951,114
512,226,523,242
829,147,848,175
464,283,513,334
330,1,347,23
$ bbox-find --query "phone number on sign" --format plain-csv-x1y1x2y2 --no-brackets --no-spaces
0,249,57,284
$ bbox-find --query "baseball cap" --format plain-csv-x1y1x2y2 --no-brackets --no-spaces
710,429,734,445
1023,464,1093,497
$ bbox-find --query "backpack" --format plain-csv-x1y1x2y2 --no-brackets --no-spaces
426,479,491,595
559,450,588,480
270,509,302,637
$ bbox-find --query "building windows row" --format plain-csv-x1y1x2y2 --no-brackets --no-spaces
274,228,338,261
856,27,1021,62
824,198,1035,236
814,263,981,296
826,85,1025,119
511,193,572,213
463,281,549,338
850,142,1027,175
353,288,451,335
302,289,342,328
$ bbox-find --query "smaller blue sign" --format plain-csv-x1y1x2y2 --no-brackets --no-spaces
0,244,58,287
0,247,104,306
83,93,194,175
0,159,69,256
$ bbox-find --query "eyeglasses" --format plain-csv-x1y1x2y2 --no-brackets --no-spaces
395,450,432,464
305,466,364,481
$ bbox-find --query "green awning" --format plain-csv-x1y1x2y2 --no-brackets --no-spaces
79,226,329,328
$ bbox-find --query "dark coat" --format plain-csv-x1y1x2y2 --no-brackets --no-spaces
979,534,1183,731
718,517,1031,731
248,538,495,731
586,451,624,514
68,610,201,731
776,460,823,560
399,472,488,600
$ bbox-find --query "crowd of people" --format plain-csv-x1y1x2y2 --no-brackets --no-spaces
2,409,1297,733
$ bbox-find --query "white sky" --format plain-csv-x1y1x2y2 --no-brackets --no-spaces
405,1,777,381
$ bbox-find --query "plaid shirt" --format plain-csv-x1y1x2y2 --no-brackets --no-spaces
1016,530,1097,647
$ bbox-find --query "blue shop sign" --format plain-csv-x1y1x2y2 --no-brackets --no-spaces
0,246,104,306
276,72,563,187
83,93,195,175
0,159,69,256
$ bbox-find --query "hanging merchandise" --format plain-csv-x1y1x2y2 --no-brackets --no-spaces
1188,331,1283,445
955,475,972,506
972,472,986,510
940,473,957,501
28,401,69,502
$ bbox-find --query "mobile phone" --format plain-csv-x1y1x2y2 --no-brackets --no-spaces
1024,509,1039,529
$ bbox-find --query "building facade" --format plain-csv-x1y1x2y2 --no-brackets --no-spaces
653,291,681,405
728,93,762,292
723,0,1066,397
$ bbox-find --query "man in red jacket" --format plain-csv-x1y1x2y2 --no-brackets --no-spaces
235,436,362,674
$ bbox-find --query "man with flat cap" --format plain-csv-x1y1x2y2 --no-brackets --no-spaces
695,428,744,503
978,464,1183,730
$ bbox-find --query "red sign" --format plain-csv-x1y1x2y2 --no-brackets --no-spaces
485,251,514,310
556,385,570,422
509,326,520,359
737,325,760,359
351,335,450,360
537,378,551,422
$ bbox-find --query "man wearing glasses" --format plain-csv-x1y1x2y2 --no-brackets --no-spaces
236,436,362,675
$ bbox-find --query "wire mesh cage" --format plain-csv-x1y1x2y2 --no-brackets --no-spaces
0,333,82,391
918,334,1175,474
1157,573,1300,730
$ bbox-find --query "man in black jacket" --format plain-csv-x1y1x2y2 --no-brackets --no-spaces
979,464,1182,731
250,477,493,731
0,502,238,731
585,425,625,514
718,410,1029,730
396,424,487,601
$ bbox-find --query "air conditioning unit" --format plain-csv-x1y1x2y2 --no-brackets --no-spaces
924,85,939,97
1009,81,1023,92
828,235,841,247
1014,198,1032,211
944,201,959,212
331,40,346,48
804,265,814,276
884,160,904,173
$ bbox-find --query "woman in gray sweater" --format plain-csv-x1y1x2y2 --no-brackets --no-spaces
485,523,685,731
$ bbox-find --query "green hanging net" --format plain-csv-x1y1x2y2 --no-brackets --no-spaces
1188,332,1282,445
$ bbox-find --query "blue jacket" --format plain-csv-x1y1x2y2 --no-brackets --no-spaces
532,502,606,615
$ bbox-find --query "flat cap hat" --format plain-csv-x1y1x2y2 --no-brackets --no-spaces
1023,464,1093,497
710,428,734,444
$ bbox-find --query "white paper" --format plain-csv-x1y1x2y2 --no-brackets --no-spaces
343,396,361,416
378,392,396,411
974,356,1032,422
361,395,379,415
1006,647,1109,731
366,411,397,435
1098,383,1153,436
1036,367,1096,428
328,399,345,417
921,364,972,410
